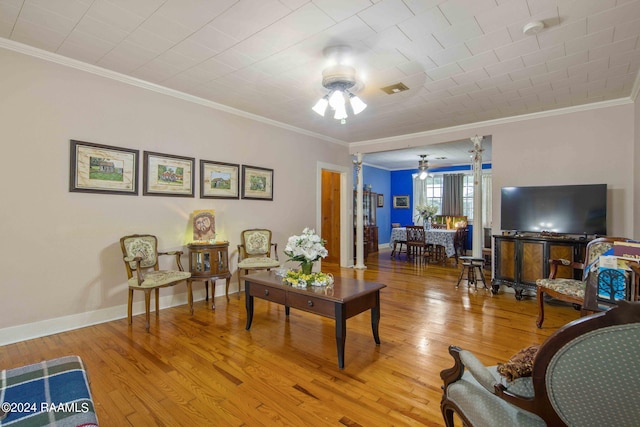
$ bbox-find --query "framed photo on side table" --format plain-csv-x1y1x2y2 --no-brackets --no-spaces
241,165,273,200
393,195,410,208
143,151,195,197
200,160,239,199
69,140,138,195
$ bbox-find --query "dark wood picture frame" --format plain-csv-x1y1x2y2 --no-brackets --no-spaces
143,151,195,197
377,194,384,208
69,139,138,195
241,165,274,200
200,160,240,199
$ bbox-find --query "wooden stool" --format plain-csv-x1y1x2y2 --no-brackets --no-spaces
456,256,489,290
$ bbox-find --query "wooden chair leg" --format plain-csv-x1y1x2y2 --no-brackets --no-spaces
128,289,134,325
536,287,545,328
155,288,160,315
144,289,152,333
188,280,194,315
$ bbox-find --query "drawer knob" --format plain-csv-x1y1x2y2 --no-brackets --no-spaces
264,289,269,296
307,300,314,307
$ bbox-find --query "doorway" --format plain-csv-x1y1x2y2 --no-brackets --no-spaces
321,170,341,264
317,162,351,268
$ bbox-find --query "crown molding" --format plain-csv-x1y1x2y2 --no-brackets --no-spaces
0,38,347,147
350,97,634,149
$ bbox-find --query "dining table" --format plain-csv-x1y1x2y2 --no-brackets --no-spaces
390,227,458,260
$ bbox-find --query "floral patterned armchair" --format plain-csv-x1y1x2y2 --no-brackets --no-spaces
535,237,629,328
237,229,280,293
119,234,192,332
440,301,640,426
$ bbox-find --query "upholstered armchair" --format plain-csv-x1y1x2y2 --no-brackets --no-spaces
237,229,280,293
440,301,640,427
535,236,628,328
120,234,192,332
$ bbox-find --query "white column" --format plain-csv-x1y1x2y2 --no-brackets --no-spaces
471,135,483,258
354,153,366,269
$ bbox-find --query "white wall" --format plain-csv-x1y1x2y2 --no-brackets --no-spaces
0,48,351,343
352,102,637,239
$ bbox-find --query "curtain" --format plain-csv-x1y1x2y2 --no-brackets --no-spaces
443,174,464,215
412,174,425,225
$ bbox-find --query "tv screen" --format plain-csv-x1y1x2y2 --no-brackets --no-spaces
500,184,607,235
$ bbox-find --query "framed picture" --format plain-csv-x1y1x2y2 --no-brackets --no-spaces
143,151,194,197
200,160,239,199
377,194,384,208
69,140,138,195
241,165,273,200
393,195,410,209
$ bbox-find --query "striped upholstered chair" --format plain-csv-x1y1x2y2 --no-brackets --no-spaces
440,301,640,427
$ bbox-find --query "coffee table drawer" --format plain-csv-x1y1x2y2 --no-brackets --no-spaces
249,283,286,304
287,293,335,317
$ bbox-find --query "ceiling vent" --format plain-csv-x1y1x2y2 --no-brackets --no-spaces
380,82,409,95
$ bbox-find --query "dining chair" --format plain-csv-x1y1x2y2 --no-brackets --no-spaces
405,225,427,261
390,223,406,258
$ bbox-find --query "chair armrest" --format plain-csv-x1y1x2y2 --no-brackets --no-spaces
441,346,497,393
271,243,279,261
237,244,245,263
158,250,185,271
548,258,584,279
123,255,145,285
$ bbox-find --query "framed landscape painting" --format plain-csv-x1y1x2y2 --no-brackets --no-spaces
143,151,195,197
393,195,410,208
69,140,138,195
200,160,240,199
241,165,273,200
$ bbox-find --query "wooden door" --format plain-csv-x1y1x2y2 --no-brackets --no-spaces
321,170,340,264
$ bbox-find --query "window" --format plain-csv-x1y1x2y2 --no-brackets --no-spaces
463,175,474,221
425,175,443,212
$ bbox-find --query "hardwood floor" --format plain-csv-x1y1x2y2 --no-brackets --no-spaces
0,249,580,426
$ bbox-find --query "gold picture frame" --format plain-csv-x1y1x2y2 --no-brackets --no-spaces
393,195,410,209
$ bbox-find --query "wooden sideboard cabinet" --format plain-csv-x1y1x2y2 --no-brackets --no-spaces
492,235,589,300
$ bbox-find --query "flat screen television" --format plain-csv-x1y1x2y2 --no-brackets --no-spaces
500,184,607,235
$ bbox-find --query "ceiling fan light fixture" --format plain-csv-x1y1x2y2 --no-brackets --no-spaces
348,93,367,114
418,154,429,180
313,52,367,122
312,95,329,116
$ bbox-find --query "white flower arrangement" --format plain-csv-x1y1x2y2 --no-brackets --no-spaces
284,228,328,263
415,204,439,222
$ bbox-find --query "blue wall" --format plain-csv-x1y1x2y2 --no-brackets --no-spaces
361,163,491,246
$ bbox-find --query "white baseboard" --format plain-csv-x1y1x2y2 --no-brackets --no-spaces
0,286,238,346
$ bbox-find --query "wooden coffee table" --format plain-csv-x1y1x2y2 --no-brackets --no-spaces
243,271,386,369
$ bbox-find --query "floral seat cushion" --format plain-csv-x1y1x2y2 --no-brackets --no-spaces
238,257,280,269
128,270,192,288
536,278,585,298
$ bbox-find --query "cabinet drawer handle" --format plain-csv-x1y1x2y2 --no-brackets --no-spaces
307,300,314,307
264,289,269,296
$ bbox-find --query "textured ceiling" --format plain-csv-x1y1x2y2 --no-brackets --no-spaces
1,0,639,168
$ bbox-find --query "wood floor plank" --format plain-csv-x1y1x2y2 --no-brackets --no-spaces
0,249,581,425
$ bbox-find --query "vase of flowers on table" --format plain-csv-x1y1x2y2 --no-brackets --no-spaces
283,228,331,287
415,204,439,227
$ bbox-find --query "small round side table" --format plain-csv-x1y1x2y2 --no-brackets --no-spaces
187,242,231,309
